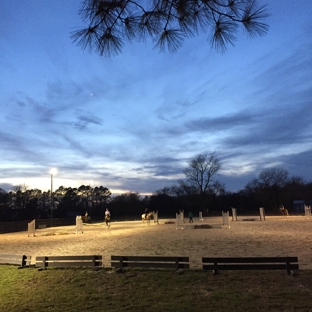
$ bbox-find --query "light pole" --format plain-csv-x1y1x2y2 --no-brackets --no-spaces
50,168,57,227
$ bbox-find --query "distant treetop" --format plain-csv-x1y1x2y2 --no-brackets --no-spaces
72,0,269,56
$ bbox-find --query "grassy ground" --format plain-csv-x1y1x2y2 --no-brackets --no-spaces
1,266,312,312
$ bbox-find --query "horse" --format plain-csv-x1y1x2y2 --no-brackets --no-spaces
279,207,289,216
105,215,111,227
142,211,153,224
81,215,91,223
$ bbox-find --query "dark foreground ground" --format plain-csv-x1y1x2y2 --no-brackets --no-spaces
1,266,312,312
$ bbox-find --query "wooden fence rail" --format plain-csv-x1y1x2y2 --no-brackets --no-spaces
111,255,190,270
202,256,299,275
0,254,31,268
35,255,102,269
0,254,300,275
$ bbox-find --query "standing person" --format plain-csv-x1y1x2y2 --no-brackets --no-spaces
188,211,193,223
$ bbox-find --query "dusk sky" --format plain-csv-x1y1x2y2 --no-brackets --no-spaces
1,1,311,195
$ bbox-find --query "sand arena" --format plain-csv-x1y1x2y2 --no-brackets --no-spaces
0,215,311,270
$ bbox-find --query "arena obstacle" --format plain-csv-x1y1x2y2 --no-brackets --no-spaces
179,210,184,223
28,219,36,237
231,207,237,221
76,216,83,234
304,205,311,219
199,211,204,221
222,211,230,228
153,210,159,224
259,207,266,221
176,212,184,230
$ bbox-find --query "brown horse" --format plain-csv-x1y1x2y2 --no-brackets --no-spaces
81,215,91,223
105,215,110,227
279,207,289,216
142,211,153,224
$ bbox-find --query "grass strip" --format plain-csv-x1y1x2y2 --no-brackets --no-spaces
0,266,311,312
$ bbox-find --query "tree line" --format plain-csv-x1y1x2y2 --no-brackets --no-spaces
0,153,311,221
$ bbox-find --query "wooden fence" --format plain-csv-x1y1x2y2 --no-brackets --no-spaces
0,254,31,268
111,255,190,270
202,256,299,275
1,253,300,275
36,255,102,269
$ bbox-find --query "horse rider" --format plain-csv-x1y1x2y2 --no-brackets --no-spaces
105,208,111,221
144,208,148,219
105,208,110,217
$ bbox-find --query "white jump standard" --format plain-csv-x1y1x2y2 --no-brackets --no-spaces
76,215,83,234
176,211,184,230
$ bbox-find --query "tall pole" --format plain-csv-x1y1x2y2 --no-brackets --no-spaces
49,168,57,227
51,173,53,227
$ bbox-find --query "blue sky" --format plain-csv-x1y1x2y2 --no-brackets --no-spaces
1,1,311,194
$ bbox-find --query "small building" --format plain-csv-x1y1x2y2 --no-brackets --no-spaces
293,200,312,213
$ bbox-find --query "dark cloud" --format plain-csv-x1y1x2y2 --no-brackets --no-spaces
78,116,102,125
218,173,256,192
185,110,256,133
222,101,312,149
0,131,46,163
114,177,179,194
273,149,312,182
0,183,14,191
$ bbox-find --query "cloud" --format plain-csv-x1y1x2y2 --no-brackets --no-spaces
185,110,256,133
0,183,14,191
273,149,312,182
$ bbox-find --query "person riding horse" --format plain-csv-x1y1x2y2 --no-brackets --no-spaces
105,208,111,225
144,208,148,219
82,212,90,223
279,205,289,216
